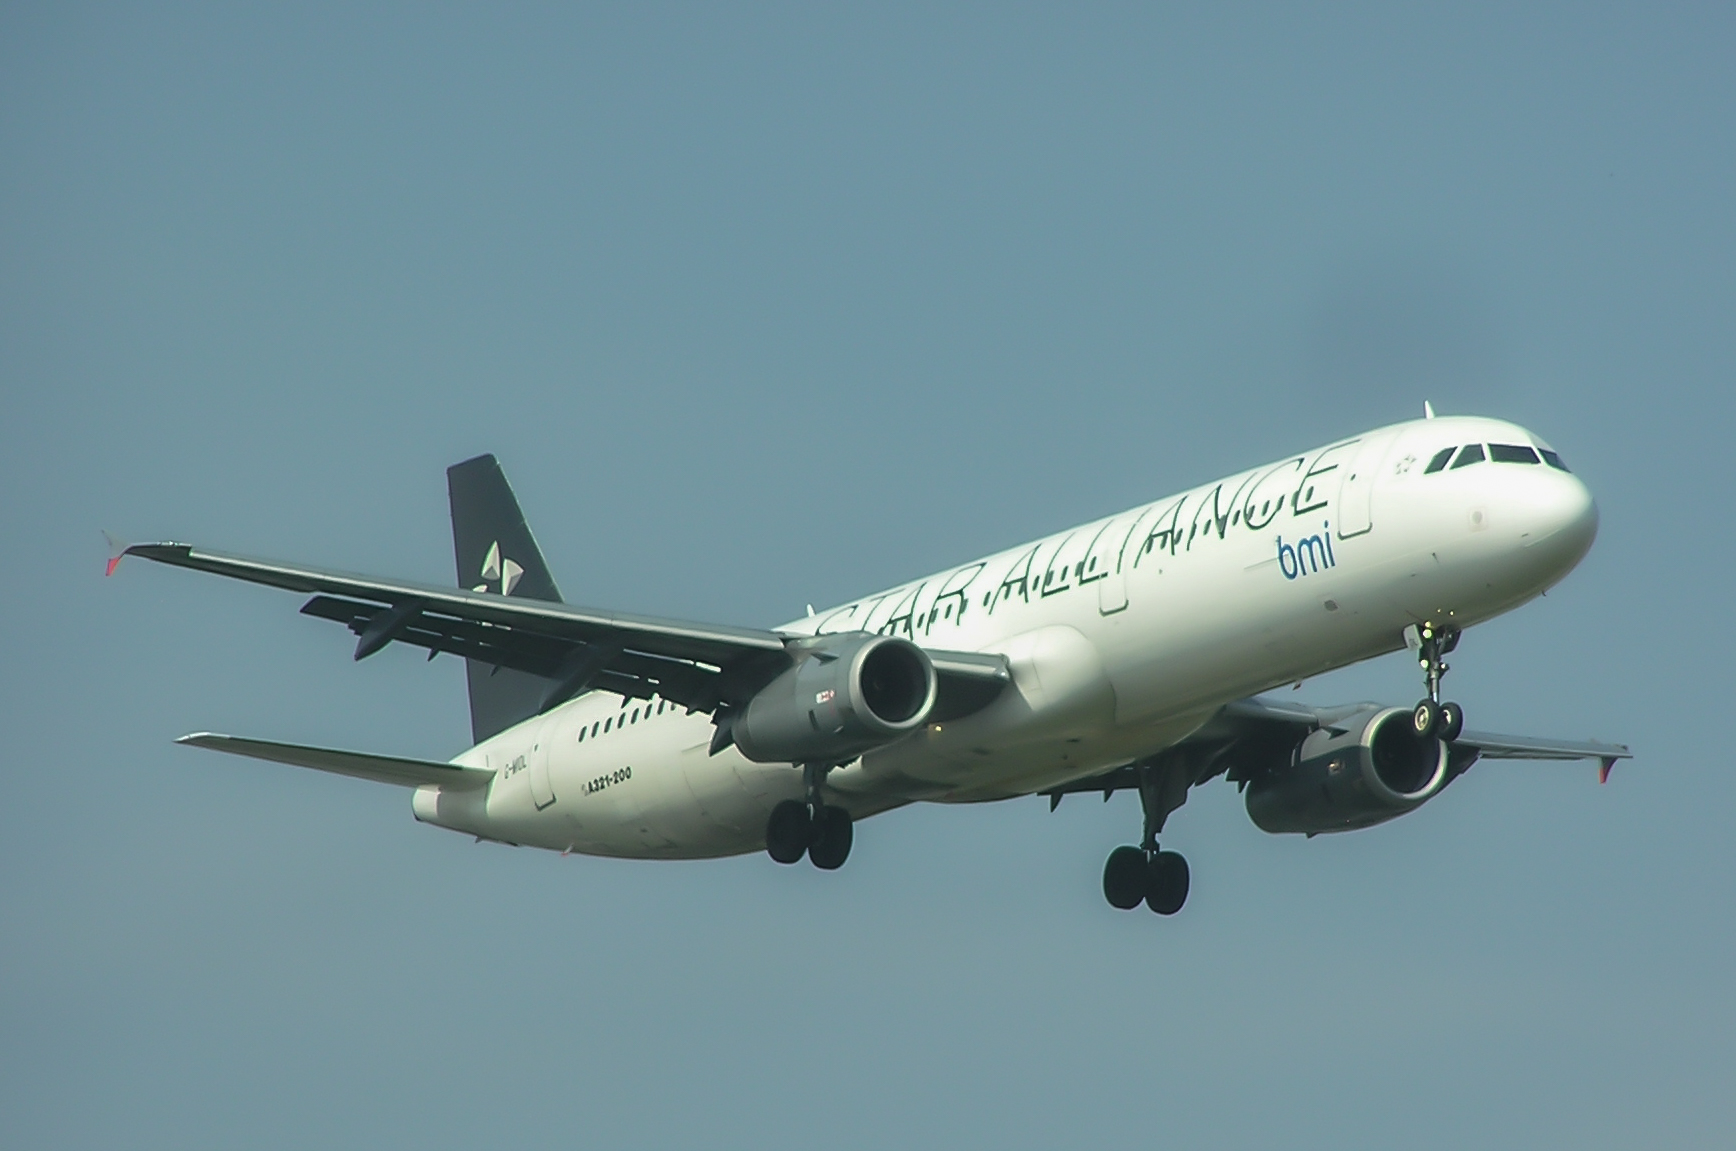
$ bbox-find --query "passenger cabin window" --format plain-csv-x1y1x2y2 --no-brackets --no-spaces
1489,443,1540,464
1424,448,1455,474
1450,444,1486,469
1540,449,1570,472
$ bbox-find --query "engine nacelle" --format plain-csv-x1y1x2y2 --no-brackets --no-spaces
733,633,938,764
1245,706,1450,835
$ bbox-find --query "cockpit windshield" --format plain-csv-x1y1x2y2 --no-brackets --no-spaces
1450,443,1485,469
1426,441,1565,474
1489,444,1541,464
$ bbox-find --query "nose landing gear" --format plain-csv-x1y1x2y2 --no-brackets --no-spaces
1409,623,1465,742
1101,758,1191,915
765,762,855,870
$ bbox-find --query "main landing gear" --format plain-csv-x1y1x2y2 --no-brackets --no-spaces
1102,759,1191,915
1104,845,1189,915
765,763,854,870
1409,623,1466,742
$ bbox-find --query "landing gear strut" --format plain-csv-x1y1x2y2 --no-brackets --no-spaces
1101,758,1191,915
1409,623,1465,742
765,763,854,870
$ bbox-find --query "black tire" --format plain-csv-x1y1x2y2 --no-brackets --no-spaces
1439,701,1465,743
765,800,811,864
1412,699,1442,739
1145,851,1190,916
1102,846,1147,910
808,806,854,871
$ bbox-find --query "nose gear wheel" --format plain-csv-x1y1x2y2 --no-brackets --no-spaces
1438,700,1465,742
1409,623,1466,743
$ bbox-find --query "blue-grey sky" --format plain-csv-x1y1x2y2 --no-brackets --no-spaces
4,5,1733,1148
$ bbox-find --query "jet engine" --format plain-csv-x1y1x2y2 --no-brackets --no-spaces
732,632,938,764
1244,706,1451,835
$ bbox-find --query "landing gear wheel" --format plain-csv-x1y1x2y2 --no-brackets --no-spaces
1412,698,1443,739
1103,846,1148,910
765,800,811,864
1145,851,1190,915
808,806,854,870
1439,701,1464,743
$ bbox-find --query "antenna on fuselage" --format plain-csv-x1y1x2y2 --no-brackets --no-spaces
1424,400,1437,419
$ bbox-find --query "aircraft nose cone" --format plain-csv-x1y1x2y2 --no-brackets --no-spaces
1550,473,1597,543
1525,470,1599,575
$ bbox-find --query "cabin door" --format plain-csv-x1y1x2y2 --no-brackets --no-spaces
1336,431,1397,539
528,719,557,810
1092,506,1155,615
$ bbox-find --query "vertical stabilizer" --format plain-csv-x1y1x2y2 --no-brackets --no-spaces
447,455,563,743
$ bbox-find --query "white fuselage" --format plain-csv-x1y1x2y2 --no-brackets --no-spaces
414,415,1598,858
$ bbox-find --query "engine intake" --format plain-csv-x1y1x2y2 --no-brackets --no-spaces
1245,706,1450,835
733,633,938,764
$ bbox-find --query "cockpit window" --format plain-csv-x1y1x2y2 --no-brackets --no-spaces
1424,448,1455,474
1489,443,1541,464
1449,443,1485,469
1540,449,1570,472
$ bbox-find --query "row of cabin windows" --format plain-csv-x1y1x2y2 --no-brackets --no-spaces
1423,443,1570,474
575,697,674,742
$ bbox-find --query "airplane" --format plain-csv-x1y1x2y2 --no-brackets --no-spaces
112,407,1630,915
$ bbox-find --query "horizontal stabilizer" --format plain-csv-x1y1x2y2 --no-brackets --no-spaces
176,733,494,790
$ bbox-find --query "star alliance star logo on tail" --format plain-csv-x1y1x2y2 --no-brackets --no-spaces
472,541,524,596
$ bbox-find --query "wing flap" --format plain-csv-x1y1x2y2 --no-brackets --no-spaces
177,733,494,790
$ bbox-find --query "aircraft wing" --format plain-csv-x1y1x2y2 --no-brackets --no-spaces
1451,730,1632,762
120,543,1009,719
177,732,494,790
1044,694,1633,803
1217,696,1631,766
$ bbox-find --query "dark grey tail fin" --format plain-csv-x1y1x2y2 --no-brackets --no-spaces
447,454,563,744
